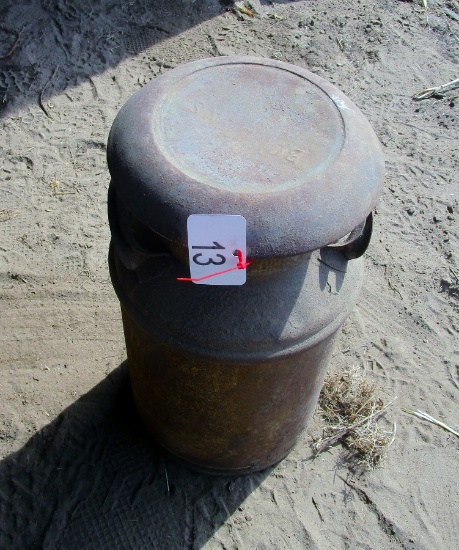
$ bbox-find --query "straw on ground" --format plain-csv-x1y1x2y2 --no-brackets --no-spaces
313,365,396,470
412,77,459,100
402,407,459,437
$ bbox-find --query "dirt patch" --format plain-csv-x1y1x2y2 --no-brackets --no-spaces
1,1,458,549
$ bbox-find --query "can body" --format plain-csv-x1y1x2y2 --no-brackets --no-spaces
122,304,337,474
108,194,364,473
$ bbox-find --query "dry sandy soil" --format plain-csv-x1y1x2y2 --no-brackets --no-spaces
0,0,458,548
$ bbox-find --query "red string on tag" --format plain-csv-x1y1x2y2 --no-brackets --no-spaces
177,249,252,282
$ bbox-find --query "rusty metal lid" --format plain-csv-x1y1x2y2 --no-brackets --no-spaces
107,56,384,258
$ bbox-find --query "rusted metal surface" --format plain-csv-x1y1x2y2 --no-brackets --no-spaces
107,56,384,259
107,56,383,473
121,302,338,474
108,191,365,473
108,236,362,473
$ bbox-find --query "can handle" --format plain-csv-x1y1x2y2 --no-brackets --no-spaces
108,183,170,270
325,212,373,260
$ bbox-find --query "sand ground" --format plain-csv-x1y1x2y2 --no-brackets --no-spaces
0,1,458,548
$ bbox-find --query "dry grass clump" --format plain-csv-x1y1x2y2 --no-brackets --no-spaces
313,365,396,471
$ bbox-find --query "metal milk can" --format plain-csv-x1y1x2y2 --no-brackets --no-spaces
107,57,384,474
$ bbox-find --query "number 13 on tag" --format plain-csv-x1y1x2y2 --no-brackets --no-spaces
186,214,247,285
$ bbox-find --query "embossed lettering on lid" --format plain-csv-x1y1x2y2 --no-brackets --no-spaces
153,64,344,193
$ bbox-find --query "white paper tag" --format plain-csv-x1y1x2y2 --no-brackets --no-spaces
186,214,247,285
